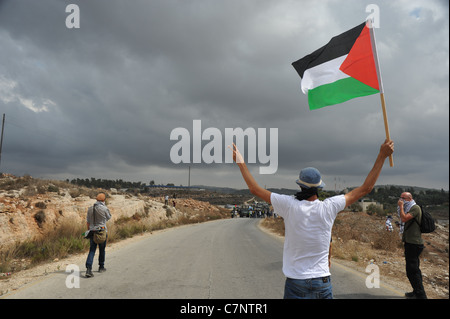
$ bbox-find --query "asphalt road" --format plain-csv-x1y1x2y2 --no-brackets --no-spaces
3,218,404,299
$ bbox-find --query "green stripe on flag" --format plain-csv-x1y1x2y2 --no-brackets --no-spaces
308,77,379,110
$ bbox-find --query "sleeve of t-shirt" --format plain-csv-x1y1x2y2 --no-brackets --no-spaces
409,205,421,221
270,192,293,219
322,195,346,223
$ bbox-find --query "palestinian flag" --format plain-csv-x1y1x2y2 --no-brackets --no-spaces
292,22,380,110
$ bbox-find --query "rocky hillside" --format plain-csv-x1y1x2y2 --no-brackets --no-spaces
0,174,224,249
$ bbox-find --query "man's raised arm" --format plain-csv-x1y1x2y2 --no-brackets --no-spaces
344,139,394,207
229,143,272,204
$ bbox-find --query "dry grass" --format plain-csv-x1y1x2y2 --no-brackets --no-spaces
0,221,89,272
261,212,406,261
260,211,449,299
0,204,229,274
260,217,285,237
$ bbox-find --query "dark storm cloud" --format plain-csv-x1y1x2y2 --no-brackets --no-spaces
0,0,448,190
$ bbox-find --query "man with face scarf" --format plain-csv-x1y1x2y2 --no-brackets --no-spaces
398,192,427,299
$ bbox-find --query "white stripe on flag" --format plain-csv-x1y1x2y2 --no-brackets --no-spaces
301,55,349,94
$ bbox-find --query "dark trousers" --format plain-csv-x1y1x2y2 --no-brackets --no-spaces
85,235,107,269
404,242,426,297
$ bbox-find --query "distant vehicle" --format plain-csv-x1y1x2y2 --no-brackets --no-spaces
239,208,250,218
230,203,270,218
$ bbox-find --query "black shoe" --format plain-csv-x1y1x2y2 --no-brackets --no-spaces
406,291,427,299
405,291,415,298
85,268,94,278
98,266,106,273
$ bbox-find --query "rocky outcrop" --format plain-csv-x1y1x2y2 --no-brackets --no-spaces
0,175,228,250
0,189,174,247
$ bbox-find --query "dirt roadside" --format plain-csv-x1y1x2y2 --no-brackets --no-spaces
259,214,449,299
0,224,190,297
2,216,448,299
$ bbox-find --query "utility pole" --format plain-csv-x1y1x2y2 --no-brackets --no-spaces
188,166,191,188
0,114,5,170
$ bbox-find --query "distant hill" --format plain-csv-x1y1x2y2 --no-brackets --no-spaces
195,184,448,194
372,184,448,192
193,184,449,220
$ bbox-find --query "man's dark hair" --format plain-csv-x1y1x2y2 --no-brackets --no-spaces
295,187,319,201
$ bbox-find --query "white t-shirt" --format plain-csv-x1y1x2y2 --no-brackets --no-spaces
271,193,346,279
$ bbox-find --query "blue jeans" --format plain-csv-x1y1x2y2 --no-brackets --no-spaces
85,234,107,269
284,276,333,299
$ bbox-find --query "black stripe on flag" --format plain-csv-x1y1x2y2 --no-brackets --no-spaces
292,22,366,79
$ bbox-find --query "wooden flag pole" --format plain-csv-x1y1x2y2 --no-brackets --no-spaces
368,19,394,167
380,93,394,167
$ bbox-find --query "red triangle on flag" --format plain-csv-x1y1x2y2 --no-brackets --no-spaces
340,24,379,91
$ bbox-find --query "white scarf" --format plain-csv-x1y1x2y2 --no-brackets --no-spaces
397,199,416,233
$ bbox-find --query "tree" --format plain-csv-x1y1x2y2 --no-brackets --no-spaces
349,202,362,212
366,203,384,216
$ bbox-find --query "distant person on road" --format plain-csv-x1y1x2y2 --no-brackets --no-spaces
398,192,427,299
165,195,169,206
85,193,112,278
229,140,394,299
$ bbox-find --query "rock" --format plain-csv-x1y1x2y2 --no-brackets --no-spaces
1,181,226,248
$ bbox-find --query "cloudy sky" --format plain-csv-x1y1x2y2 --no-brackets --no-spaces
0,0,448,191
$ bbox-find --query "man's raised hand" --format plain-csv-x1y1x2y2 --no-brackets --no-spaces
228,143,245,164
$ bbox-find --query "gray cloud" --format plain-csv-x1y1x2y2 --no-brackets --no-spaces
0,0,448,190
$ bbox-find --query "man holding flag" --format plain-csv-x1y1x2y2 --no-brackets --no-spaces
230,139,393,298
229,20,395,299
